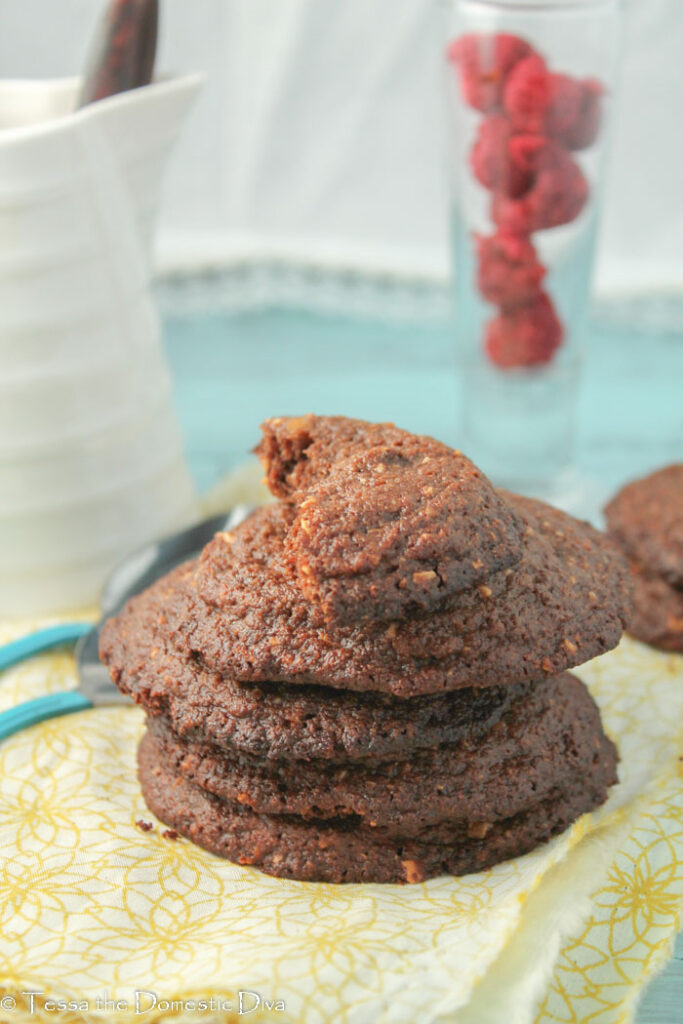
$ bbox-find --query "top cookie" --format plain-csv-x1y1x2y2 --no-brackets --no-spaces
167,493,631,698
99,561,532,763
605,464,683,588
256,415,525,624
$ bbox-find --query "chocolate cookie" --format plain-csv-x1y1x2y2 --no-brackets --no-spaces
256,415,429,498
138,730,617,884
625,558,683,653
101,413,625,885
144,672,617,834
165,496,631,697
256,415,525,624
100,567,531,762
605,464,683,588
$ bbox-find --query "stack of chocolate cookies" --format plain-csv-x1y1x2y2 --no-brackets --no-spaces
605,464,683,653
100,416,632,884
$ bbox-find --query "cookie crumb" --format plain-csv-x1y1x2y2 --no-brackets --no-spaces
412,570,438,586
402,859,425,884
467,821,493,839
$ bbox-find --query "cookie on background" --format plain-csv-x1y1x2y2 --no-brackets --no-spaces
605,464,683,653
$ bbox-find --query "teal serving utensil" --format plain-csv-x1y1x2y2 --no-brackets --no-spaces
0,506,251,742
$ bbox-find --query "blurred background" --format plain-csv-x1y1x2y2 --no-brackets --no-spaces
2,0,681,294
1,0,681,540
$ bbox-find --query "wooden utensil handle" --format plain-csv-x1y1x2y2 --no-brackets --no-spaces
79,0,159,108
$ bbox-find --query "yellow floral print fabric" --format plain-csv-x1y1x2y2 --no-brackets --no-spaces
0,617,681,1024
535,767,683,1024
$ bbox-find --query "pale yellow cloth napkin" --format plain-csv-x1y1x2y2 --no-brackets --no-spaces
0,621,680,1024
455,640,683,1024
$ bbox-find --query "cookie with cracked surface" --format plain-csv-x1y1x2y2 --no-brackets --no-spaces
256,415,526,624
99,566,531,762
168,495,631,697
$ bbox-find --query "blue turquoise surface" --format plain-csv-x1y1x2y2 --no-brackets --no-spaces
162,298,682,511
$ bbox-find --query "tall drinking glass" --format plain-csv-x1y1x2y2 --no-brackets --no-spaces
445,0,621,504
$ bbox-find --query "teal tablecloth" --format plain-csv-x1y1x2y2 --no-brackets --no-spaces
162,295,682,513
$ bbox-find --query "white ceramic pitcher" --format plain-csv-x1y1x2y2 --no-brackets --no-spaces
0,75,202,616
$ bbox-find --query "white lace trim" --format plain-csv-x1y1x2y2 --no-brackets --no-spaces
155,262,451,324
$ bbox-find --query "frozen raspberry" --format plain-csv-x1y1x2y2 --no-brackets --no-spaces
476,231,546,308
485,292,564,368
505,58,604,149
546,74,604,150
493,143,588,232
470,115,535,198
503,54,551,133
506,133,552,176
448,33,534,113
